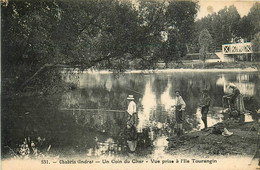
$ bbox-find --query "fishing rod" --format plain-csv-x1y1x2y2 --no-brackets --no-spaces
124,87,144,96
60,87,144,113
60,108,126,113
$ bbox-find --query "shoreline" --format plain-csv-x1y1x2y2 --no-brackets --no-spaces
62,67,259,74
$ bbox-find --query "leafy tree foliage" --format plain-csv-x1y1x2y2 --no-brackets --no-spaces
2,0,199,87
199,29,213,65
2,0,260,95
252,32,260,59
155,1,199,66
194,5,240,51
193,2,260,53
239,2,260,41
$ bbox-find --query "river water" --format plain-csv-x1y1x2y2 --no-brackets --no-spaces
2,70,260,159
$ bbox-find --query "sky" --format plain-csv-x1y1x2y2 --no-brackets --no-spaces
196,0,256,19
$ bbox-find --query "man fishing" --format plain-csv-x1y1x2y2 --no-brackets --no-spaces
127,95,138,127
126,95,138,154
199,89,211,130
173,90,186,136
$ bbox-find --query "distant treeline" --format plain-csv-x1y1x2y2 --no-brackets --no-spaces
191,3,260,53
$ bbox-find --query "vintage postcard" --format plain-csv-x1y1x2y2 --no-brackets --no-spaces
1,0,260,169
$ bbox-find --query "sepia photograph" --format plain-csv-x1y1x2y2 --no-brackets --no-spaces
1,0,260,169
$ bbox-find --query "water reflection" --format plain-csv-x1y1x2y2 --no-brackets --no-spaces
160,81,176,110
58,71,260,157
216,74,256,97
194,108,224,131
3,71,259,159
86,138,123,157
152,135,169,158
139,81,156,132
4,71,259,159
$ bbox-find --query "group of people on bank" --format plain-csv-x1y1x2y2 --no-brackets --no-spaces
125,83,245,153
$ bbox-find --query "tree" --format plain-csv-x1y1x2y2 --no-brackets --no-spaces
133,0,168,67
152,1,199,66
212,6,240,48
165,1,199,60
238,16,254,41
243,2,260,41
2,0,62,78
199,29,213,67
252,32,260,61
194,5,240,51
1,0,200,94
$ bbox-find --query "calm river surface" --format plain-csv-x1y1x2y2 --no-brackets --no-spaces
2,70,260,158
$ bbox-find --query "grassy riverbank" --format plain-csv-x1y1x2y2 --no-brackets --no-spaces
166,119,258,158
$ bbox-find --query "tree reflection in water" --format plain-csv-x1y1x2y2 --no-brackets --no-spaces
58,71,259,157
3,71,259,158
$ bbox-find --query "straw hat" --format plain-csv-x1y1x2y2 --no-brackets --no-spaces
127,95,134,100
228,83,236,88
175,90,181,93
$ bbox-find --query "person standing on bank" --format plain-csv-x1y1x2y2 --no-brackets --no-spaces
174,90,186,136
127,95,138,127
199,89,211,130
126,95,138,154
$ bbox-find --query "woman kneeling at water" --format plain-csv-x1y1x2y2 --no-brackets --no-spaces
228,83,245,121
